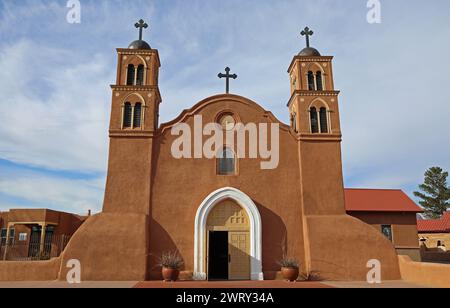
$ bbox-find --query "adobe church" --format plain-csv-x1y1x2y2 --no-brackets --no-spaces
4,21,404,281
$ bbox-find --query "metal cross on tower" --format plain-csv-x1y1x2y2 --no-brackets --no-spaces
301,26,314,48
135,19,149,41
218,67,238,94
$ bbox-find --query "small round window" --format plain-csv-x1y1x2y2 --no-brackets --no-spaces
219,114,236,131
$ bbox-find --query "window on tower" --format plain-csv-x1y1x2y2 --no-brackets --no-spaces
310,107,319,133
292,113,298,133
133,103,142,128
316,71,323,91
123,102,133,128
136,65,145,86
307,71,315,91
319,107,328,133
218,147,236,175
127,65,135,86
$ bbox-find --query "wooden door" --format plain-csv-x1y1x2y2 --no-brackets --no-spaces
207,199,251,280
228,231,250,280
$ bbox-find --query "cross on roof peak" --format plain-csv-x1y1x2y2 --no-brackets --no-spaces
135,19,149,41
218,67,238,94
301,26,314,48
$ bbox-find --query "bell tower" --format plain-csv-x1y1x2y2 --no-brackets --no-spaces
288,27,345,216
103,19,161,214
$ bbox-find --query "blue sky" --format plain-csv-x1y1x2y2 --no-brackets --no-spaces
0,0,449,214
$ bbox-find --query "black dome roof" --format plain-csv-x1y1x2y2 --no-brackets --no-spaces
128,40,151,50
299,47,321,57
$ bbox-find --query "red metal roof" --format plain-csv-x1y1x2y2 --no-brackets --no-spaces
344,188,423,213
417,212,450,233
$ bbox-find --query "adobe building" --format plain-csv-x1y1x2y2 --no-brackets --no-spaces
0,209,86,261
52,22,406,282
0,22,413,281
344,189,423,262
418,212,450,247
417,212,450,263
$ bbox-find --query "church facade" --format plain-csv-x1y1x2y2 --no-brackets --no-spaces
19,22,403,282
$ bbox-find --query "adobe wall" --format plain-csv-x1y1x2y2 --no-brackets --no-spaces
299,141,346,216
419,233,450,248
399,255,450,288
420,251,450,263
0,258,60,281
307,215,401,281
102,137,153,215
6,209,48,223
54,213,87,236
348,212,421,262
149,96,306,278
58,213,149,281
348,212,419,249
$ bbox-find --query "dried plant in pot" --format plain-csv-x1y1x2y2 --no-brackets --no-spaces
277,257,300,282
158,251,184,282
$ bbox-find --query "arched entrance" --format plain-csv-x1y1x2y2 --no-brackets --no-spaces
194,187,263,281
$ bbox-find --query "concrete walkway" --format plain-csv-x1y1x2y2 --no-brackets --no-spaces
135,280,331,288
0,280,426,288
322,280,427,288
0,281,138,288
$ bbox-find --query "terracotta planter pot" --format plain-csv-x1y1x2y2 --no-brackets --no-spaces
281,267,299,282
162,267,180,282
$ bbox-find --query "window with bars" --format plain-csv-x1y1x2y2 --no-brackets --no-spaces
123,102,133,128
127,65,135,85
319,107,328,133
310,107,319,133
1,228,15,246
218,148,236,175
133,103,142,128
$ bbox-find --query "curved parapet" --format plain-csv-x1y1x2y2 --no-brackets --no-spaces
58,213,149,281
306,214,401,281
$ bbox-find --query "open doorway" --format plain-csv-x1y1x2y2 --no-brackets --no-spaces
208,231,228,280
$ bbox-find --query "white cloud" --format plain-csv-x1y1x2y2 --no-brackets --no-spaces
0,172,104,214
0,39,112,172
0,0,449,212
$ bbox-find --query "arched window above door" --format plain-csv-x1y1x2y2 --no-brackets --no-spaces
218,148,236,175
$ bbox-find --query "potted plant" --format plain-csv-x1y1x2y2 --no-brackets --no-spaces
278,257,300,282
158,251,184,282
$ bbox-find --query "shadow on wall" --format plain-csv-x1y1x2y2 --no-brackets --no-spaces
148,218,182,280
255,202,288,279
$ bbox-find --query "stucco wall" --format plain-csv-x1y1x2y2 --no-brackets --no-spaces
58,213,149,281
396,248,421,262
0,258,60,281
0,210,85,236
103,137,153,215
419,233,450,249
307,215,401,281
149,96,306,278
399,255,450,288
348,212,420,256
